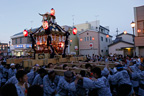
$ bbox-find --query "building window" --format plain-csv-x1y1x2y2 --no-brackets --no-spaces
20,38,22,43
106,38,108,42
101,29,103,32
87,37,89,41
101,37,103,41
85,37,86,41
109,39,111,43
101,50,103,52
15,39,17,44
3,46,5,50
96,27,98,29
87,33,89,35
106,50,108,53
90,36,92,41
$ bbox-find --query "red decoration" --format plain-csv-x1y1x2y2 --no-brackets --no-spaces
90,44,93,47
58,42,63,48
73,28,77,35
51,8,55,16
23,30,28,37
43,21,48,30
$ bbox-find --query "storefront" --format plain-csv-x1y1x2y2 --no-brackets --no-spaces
11,44,32,56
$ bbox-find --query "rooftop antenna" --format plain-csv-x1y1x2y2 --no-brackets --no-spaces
30,21,33,29
72,15,74,26
116,28,119,36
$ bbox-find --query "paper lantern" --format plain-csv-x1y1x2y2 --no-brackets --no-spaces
23,30,28,37
73,28,77,35
51,8,55,16
42,21,48,30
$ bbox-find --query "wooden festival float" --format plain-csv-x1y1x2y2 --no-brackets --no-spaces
7,8,86,67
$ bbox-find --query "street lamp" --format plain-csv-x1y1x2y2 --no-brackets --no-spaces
124,31,127,34
131,21,136,56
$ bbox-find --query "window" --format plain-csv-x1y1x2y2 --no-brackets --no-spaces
101,50,103,52
81,29,84,31
87,37,89,41
15,39,17,44
106,38,108,42
20,38,22,43
109,39,111,43
85,37,86,41
3,46,5,50
101,37,103,41
96,27,98,29
106,50,108,53
101,29,103,32
90,36,92,41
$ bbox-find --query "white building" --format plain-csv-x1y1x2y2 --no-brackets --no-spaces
108,33,134,56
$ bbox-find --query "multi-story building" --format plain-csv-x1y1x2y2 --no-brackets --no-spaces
10,29,34,56
76,21,112,56
134,5,144,56
0,43,8,56
62,25,79,55
108,33,134,56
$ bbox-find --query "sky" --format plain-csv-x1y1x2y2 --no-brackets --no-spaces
0,0,144,43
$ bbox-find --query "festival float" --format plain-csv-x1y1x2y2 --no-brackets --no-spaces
21,8,85,67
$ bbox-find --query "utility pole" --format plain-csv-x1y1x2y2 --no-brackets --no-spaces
72,15,74,26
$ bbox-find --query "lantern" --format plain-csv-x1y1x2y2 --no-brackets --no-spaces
23,30,28,37
73,27,77,35
58,42,64,48
51,8,55,16
70,40,72,42
124,31,127,34
80,39,83,41
137,29,141,33
92,37,95,40
106,35,109,38
42,21,48,30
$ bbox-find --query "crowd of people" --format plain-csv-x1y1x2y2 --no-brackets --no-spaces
0,54,143,96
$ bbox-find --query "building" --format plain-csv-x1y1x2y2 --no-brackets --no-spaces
10,29,35,56
77,21,112,56
63,25,79,55
134,5,144,56
0,43,8,56
108,33,134,56
62,25,79,55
